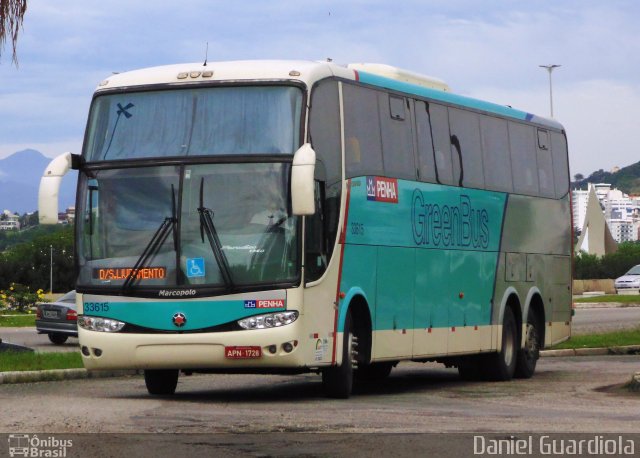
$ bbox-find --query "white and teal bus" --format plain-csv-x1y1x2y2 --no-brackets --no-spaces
39,60,572,398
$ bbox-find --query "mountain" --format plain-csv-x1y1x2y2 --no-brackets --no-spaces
0,149,77,214
572,161,640,195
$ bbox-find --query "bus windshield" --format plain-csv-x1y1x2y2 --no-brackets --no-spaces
77,163,299,291
84,85,303,161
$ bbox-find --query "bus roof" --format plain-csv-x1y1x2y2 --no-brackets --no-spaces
96,59,563,131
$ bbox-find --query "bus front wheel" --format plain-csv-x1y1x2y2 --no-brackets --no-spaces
322,311,355,398
144,369,179,395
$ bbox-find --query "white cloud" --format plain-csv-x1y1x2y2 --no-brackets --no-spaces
1,0,639,175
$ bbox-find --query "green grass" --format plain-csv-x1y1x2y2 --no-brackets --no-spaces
0,314,36,327
0,351,83,372
552,327,640,350
574,294,640,304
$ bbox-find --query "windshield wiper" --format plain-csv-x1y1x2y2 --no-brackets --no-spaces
197,177,234,290
122,185,178,292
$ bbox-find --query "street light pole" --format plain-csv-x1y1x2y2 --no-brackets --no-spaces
539,64,561,118
50,244,53,294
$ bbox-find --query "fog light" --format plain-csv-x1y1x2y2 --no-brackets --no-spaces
93,348,102,357
268,345,277,354
282,342,294,353
81,346,90,356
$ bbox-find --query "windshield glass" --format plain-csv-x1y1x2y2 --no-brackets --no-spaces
625,265,640,275
77,163,299,291
84,86,302,161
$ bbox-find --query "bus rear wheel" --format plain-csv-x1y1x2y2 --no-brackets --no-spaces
515,309,542,378
144,369,179,395
484,307,518,381
322,311,355,398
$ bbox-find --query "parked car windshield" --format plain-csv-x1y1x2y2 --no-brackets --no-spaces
57,291,76,303
625,265,640,275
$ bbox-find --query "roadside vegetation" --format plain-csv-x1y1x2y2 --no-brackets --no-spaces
574,295,640,304
0,313,35,327
552,328,640,350
0,351,83,372
574,241,640,280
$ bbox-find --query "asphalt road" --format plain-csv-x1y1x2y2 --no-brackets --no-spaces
0,326,78,352
572,305,640,335
0,356,638,456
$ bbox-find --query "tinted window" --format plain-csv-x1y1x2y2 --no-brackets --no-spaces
509,122,539,195
449,108,484,189
536,129,555,198
343,84,383,178
481,117,513,192
379,93,415,179
430,104,454,185
309,80,341,186
551,131,569,197
414,100,437,183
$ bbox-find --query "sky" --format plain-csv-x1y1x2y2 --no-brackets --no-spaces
1,0,639,177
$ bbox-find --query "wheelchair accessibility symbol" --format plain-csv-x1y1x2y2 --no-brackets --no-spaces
186,257,205,278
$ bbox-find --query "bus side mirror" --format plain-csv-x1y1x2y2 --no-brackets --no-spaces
291,144,316,216
38,152,80,224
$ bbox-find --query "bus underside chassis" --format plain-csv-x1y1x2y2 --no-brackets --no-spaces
458,306,542,381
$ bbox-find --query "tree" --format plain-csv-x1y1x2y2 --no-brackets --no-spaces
0,0,27,64
573,173,584,181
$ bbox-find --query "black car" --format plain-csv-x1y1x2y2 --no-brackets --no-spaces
35,291,77,345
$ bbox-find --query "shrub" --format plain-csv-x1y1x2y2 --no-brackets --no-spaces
0,283,45,313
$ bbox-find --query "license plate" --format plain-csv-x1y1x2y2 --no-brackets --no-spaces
43,310,58,319
224,346,262,359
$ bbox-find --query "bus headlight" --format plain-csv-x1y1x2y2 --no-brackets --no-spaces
238,311,298,330
78,315,126,332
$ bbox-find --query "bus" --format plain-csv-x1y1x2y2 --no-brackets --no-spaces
39,60,572,398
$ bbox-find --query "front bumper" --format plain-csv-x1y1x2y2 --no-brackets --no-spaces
79,320,307,371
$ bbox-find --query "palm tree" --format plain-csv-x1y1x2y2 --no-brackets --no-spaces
0,0,27,64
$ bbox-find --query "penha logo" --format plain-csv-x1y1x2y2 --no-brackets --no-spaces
366,176,399,203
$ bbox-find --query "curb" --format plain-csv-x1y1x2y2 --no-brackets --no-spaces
541,345,640,357
0,368,140,385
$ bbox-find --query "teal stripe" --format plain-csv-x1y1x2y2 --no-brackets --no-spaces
357,71,554,126
83,300,284,331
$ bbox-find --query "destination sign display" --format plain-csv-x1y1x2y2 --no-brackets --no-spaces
93,267,167,281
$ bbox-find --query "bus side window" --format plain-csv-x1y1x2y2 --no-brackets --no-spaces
481,116,513,193
550,131,569,198
430,103,455,186
449,108,485,189
509,122,539,196
379,93,416,180
414,100,437,183
536,129,555,198
343,84,384,178
307,79,342,283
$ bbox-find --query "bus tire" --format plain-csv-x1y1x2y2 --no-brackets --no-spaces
484,307,518,381
515,309,542,379
322,310,355,398
144,369,179,395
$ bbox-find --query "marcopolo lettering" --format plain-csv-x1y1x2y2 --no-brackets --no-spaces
411,189,489,249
